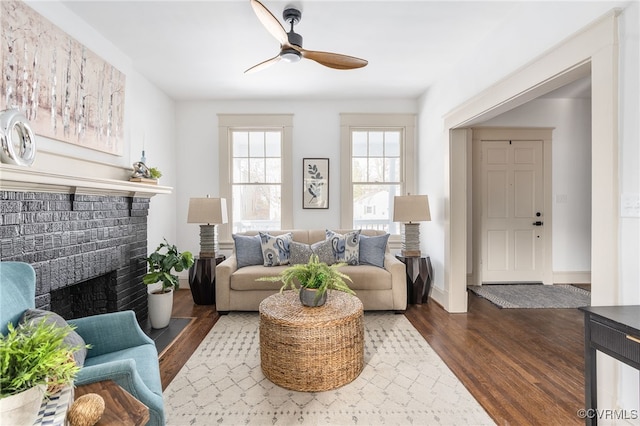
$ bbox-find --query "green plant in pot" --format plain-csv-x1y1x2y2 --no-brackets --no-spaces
259,254,355,307
143,239,194,328
0,319,83,424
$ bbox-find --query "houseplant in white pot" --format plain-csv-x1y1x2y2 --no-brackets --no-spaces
0,319,82,424
143,239,194,328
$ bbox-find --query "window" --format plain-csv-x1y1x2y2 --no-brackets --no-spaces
219,115,293,240
340,114,416,235
231,130,281,232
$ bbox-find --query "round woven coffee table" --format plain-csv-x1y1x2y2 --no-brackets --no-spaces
259,291,364,392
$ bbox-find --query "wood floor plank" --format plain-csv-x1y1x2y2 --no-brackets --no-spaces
162,289,586,425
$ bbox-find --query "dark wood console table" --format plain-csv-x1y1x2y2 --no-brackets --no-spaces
580,305,640,425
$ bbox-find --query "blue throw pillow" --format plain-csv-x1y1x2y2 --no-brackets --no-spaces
259,232,292,266
359,233,390,268
233,234,264,268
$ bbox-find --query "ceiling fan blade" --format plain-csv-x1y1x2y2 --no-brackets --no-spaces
250,0,288,46
244,55,281,74
299,48,368,70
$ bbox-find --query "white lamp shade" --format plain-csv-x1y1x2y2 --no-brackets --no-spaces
393,195,431,223
187,197,228,224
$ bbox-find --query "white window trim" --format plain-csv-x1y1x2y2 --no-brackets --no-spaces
218,114,293,245
340,113,417,244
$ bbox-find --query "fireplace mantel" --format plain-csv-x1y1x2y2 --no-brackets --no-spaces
0,164,172,197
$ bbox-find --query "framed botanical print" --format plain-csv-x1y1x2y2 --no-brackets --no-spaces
303,158,329,209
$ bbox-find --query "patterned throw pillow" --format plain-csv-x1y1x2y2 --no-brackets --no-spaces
19,309,88,367
259,232,293,266
289,241,313,265
311,239,336,265
233,234,264,268
326,229,361,265
359,233,390,268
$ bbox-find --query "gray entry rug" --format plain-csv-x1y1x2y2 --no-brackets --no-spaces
164,313,494,426
468,284,590,309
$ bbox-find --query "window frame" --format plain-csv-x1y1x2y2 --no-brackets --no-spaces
218,114,293,243
340,113,417,242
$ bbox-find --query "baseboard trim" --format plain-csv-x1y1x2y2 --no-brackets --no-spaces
553,271,591,284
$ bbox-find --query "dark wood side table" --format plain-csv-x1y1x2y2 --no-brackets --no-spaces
188,255,225,305
579,306,640,425
74,380,149,426
395,255,433,304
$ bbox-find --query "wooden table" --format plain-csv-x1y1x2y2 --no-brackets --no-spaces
259,291,364,392
74,380,149,426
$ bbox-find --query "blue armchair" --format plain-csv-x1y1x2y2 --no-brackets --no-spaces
0,262,165,426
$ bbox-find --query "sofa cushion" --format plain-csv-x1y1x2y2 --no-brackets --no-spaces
338,265,392,291
259,232,292,266
326,229,361,265
233,234,264,268
19,308,88,366
311,239,336,265
359,233,390,268
230,265,288,291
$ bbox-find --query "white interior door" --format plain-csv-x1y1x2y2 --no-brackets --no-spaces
481,140,544,283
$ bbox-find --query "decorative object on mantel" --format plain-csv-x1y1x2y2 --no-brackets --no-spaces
129,161,157,184
393,194,431,257
0,109,36,167
143,239,194,329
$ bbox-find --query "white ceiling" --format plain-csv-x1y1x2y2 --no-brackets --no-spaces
60,0,595,101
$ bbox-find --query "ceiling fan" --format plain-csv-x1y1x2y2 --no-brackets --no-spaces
245,0,368,73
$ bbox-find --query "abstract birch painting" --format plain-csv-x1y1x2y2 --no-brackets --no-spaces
1,0,125,156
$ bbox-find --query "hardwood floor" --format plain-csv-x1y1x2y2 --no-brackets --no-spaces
162,289,585,425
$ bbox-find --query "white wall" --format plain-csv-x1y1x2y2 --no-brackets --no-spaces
480,98,592,276
174,99,418,262
25,1,177,255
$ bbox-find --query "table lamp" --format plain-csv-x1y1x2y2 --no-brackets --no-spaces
187,196,228,258
393,195,431,257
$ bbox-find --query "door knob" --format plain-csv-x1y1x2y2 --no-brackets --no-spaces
533,221,543,226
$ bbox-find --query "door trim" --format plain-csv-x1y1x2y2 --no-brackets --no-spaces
443,10,619,313
471,127,553,285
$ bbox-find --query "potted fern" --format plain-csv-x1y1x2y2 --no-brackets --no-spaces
259,254,355,307
143,239,194,328
0,319,82,425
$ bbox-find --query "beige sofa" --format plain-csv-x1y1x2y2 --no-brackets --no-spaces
215,229,407,312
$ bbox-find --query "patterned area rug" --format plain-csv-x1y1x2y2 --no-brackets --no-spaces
468,284,591,309
164,313,494,425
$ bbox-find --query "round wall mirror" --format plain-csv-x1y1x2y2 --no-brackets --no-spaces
0,109,37,167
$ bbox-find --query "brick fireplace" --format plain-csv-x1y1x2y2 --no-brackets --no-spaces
0,190,152,321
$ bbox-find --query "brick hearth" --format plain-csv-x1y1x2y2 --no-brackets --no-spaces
0,191,150,321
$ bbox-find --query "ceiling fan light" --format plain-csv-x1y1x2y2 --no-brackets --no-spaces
281,50,301,63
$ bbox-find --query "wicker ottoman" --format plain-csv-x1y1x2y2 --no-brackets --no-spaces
259,291,364,392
